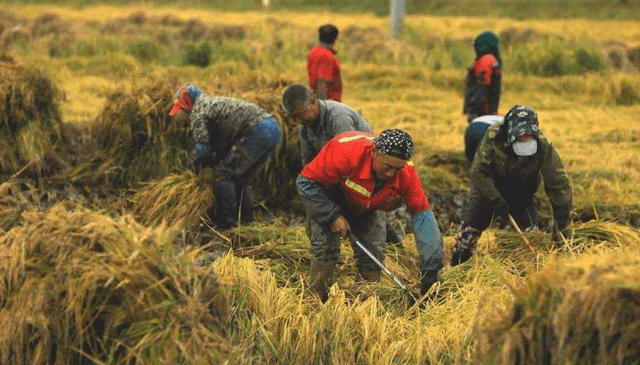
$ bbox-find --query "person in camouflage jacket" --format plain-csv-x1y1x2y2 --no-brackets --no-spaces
169,84,281,230
451,105,572,266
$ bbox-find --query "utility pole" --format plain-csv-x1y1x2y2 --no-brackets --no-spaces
390,0,405,39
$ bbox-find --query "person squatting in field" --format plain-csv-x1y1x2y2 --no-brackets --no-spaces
168,84,281,230
308,24,342,101
463,31,502,123
282,84,404,244
296,129,444,302
451,105,573,266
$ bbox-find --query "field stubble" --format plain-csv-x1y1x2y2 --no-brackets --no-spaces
1,4,640,365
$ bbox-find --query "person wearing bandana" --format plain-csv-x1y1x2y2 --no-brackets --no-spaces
282,83,404,245
296,129,444,302
451,105,573,266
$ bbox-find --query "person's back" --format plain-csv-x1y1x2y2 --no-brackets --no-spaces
299,100,372,163
464,115,503,163
463,31,501,122
308,24,342,101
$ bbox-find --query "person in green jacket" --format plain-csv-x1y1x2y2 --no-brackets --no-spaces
451,105,572,266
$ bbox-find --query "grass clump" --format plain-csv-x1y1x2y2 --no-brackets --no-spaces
0,61,66,178
69,77,190,188
0,205,231,365
509,37,607,76
131,171,214,229
183,41,212,67
475,249,640,365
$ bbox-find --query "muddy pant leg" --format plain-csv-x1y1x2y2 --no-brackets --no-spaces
214,180,237,230
306,218,341,268
452,191,493,266
349,210,386,281
306,218,340,301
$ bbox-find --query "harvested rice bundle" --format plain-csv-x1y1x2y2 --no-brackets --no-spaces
0,61,65,178
0,205,230,365
0,180,40,231
70,77,190,188
131,171,214,228
490,220,639,257
475,249,640,365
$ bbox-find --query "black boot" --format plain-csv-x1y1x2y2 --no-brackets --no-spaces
420,270,439,296
450,247,473,267
385,222,403,245
214,181,237,230
235,183,254,225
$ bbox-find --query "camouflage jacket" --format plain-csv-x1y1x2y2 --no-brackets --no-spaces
471,122,572,227
190,95,271,158
298,100,372,165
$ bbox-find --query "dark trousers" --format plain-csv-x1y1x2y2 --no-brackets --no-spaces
464,191,540,232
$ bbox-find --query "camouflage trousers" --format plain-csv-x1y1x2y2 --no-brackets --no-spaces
306,210,386,272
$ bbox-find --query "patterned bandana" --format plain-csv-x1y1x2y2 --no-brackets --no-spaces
169,84,202,117
373,129,414,160
504,105,539,146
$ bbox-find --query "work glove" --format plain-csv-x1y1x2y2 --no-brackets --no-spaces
191,142,212,173
492,196,510,220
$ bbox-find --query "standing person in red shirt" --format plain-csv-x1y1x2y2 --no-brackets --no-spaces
463,31,502,123
308,24,342,101
296,129,444,302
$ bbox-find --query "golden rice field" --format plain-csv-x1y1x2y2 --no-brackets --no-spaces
1,3,640,365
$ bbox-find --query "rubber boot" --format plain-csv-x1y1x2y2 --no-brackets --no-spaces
420,270,440,296
451,225,481,267
355,269,382,283
235,183,254,225
309,259,335,303
214,181,237,230
385,222,403,245
451,247,474,267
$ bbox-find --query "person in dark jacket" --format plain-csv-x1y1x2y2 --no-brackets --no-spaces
168,84,281,230
451,105,572,266
297,129,444,301
463,31,501,123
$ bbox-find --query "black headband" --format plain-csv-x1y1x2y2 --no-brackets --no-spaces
373,129,414,160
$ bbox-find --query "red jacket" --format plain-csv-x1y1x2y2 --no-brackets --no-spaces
307,45,342,102
299,131,430,217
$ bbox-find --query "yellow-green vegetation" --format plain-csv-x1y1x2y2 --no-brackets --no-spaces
0,60,66,177
0,3,640,364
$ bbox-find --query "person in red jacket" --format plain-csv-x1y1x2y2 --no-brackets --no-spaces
296,129,444,302
463,31,502,123
308,24,342,101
